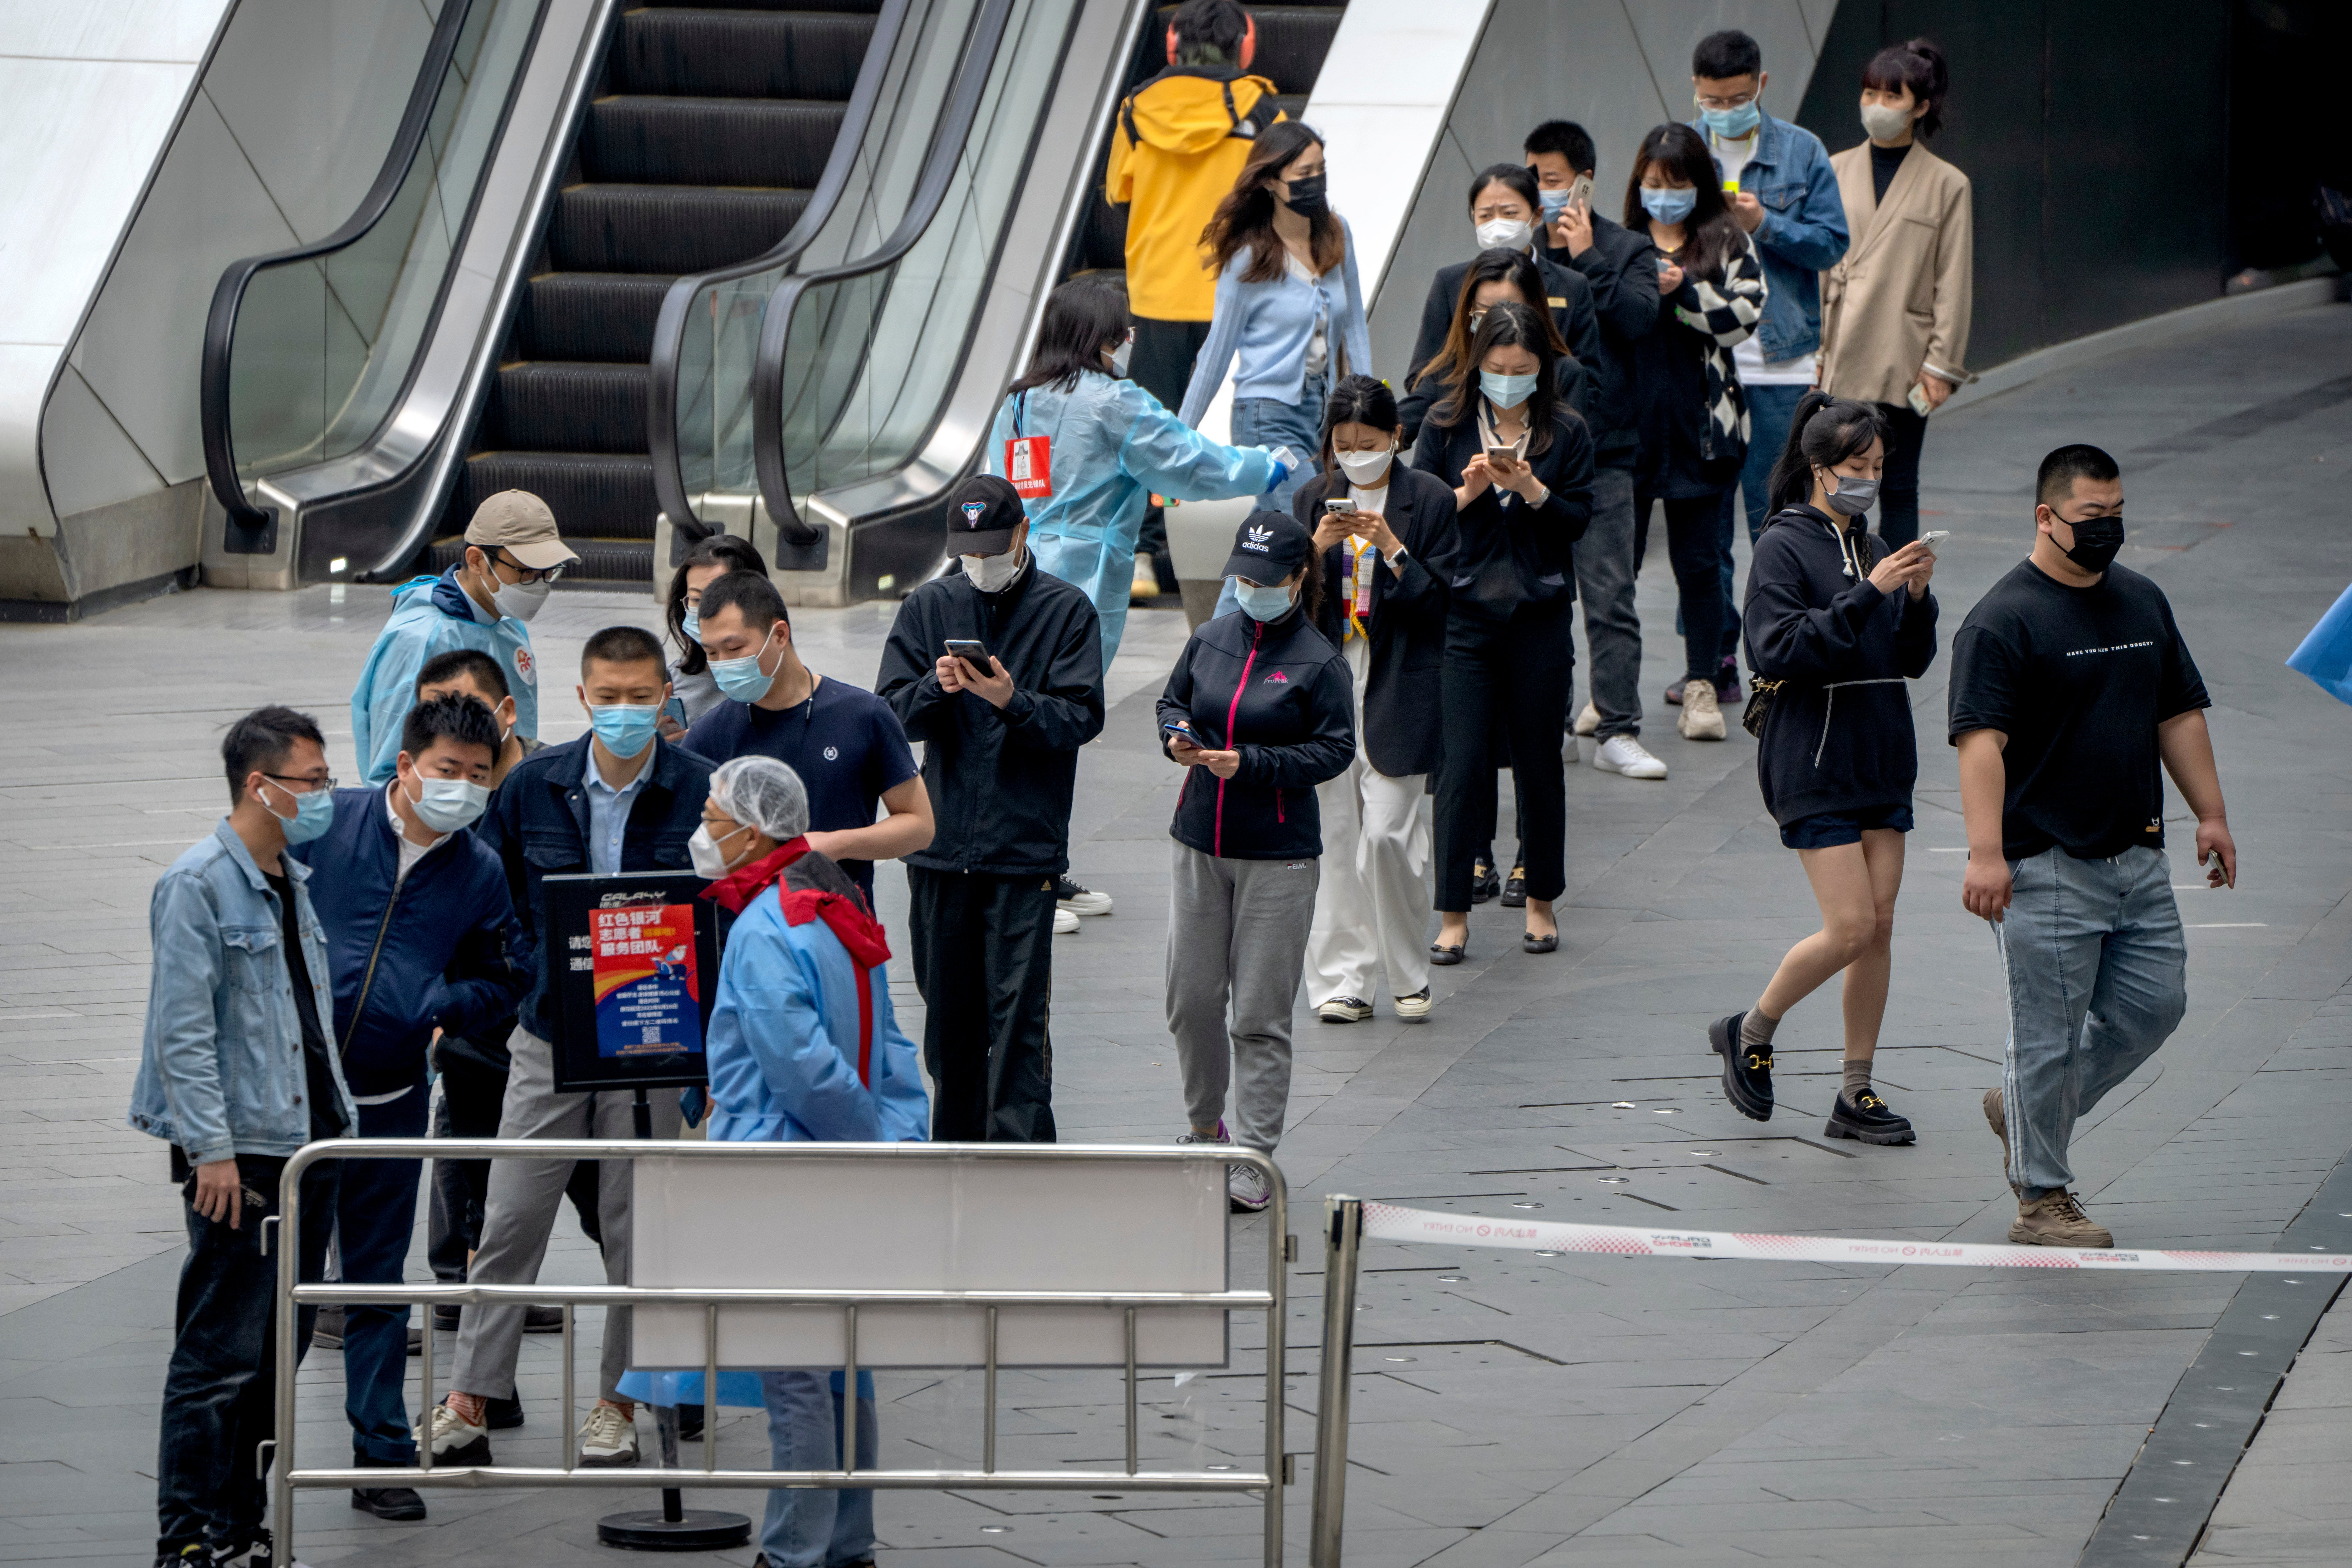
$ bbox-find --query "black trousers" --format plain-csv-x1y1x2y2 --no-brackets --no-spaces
428,1053,601,1283
1436,603,1572,911
1636,490,1731,682
1129,316,1213,584
1873,402,1929,548
907,867,1059,1142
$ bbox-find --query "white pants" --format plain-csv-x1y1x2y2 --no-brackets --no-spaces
1305,647,1432,1004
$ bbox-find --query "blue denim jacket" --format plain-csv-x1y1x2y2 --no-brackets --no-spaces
128,821,357,1166
1694,113,1850,362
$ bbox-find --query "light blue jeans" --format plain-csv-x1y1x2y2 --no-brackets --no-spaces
760,1370,878,1567
1230,372,1326,513
1993,846,2188,1199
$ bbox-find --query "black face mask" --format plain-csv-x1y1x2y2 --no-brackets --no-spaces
1281,172,1329,220
2052,511,2124,573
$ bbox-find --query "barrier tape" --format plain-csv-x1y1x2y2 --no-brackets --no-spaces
1362,1201,2352,1273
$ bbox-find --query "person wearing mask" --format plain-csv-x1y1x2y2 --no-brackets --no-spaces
1527,119,1668,782
1685,29,1850,707
1817,39,1973,550
877,476,1107,1141
1712,395,1937,1145
1952,445,2235,1248
351,491,577,785
1292,376,1457,1024
683,572,933,913
415,648,539,787
289,694,524,1521
429,627,716,1471
1417,303,1593,962
1397,247,1579,446
1180,121,1371,510
1159,511,1353,1209
661,533,770,734
986,278,1284,670
132,707,356,1568
1408,164,1601,419
1624,123,1767,744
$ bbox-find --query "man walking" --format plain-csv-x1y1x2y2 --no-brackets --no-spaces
878,476,1106,1141
132,707,356,1568
1951,444,2236,1246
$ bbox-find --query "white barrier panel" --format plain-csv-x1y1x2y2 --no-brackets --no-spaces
633,1153,1232,1367
1363,1202,2352,1273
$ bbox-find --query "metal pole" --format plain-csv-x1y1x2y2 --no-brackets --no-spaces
1309,1197,1362,1568
418,1290,436,1475
1262,1158,1289,1568
270,1155,307,1568
843,1304,860,1479
562,1305,577,1474
1124,1306,1139,1477
983,1305,998,1475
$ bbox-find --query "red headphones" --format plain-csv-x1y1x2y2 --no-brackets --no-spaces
1167,13,1255,69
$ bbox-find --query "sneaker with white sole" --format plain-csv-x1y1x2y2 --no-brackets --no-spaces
1593,734,1669,778
1053,907,1079,935
1316,996,1373,1023
1056,876,1112,916
427,1400,491,1465
1393,987,1433,1020
1677,677,1725,741
1573,702,1600,737
1226,1162,1271,1212
577,1402,639,1467
1176,1121,1229,1147
210,1531,276,1568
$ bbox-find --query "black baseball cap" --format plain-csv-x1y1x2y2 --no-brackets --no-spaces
947,474,1025,555
1220,508,1311,583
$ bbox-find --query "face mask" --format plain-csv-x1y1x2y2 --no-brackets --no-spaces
709,625,779,703
1860,101,1914,142
1281,171,1328,221
962,546,1024,593
1109,336,1133,377
1480,370,1540,407
1334,447,1393,485
1820,472,1879,518
491,578,549,623
681,607,701,644
263,780,336,845
1700,98,1762,139
409,776,490,834
1539,188,1571,221
2054,513,2125,573
688,820,755,879
1641,186,1697,224
1474,217,1533,252
589,703,661,759
1232,579,1295,621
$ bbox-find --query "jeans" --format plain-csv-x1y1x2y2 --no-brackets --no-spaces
1639,492,1731,684
341,1088,429,1463
156,1155,338,1554
1993,847,2188,1199
1721,382,1811,665
1574,464,1644,739
1874,401,1929,548
759,1371,877,1568
1167,843,1320,1152
1231,374,1326,512
906,868,1059,1143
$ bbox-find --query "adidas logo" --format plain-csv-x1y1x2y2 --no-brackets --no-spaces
1242,523,1271,552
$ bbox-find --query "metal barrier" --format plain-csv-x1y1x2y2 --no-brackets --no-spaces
268,1139,1291,1567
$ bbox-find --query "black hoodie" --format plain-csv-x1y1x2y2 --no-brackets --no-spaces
1157,605,1356,860
1741,504,1940,826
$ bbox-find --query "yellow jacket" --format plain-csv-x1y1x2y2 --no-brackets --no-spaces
1105,68,1284,322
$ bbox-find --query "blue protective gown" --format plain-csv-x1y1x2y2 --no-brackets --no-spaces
349,568,540,784
985,370,1277,668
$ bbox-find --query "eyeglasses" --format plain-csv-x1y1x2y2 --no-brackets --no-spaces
1694,90,1759,111
491,551,568,587
263,772,337,794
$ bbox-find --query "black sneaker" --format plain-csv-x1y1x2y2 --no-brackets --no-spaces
487,1393,526,1430
1707,1012,1773,1122
524,1305,566,1333
351,1454,427,1521
432,1302,460,1332
1054,876,1113,916
1500,866,1527,908
155,1544,208,1568
1470,860,1500,903
677,1401,705,1441
210,1531,275,1568
1826,1090,1915,1145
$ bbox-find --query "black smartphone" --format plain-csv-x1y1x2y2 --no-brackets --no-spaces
944,639,990,666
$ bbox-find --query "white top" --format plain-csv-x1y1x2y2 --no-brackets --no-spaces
1711,130,1817,385
385,781,451,884
1285,250,1330,377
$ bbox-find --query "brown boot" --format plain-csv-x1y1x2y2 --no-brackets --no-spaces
1983,1087,2010,1182
2010,1188,2112,1247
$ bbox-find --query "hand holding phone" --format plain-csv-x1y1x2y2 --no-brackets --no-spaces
1918,529,1951,556
943,638,990,667
1323,497,1357,514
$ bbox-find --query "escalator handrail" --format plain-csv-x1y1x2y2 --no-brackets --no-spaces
199,0,483,532
646,0,917,545
750,0,1020,548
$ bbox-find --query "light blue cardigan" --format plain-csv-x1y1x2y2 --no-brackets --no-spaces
1177,214,1371,426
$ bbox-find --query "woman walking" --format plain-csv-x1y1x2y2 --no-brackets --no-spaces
1158,511,1355,1211
661,533,768,732
1711,393,1938,1142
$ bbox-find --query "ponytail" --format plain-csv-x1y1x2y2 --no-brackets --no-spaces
1764,391,1892,516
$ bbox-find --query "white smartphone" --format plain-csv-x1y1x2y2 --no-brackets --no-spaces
1908,381,1935,418
1919,529,1951,555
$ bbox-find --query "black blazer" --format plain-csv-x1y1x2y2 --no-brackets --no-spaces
1411,402,1594,618
1401,252,1600,440
1541,213,1658,466
1293,465,1460,778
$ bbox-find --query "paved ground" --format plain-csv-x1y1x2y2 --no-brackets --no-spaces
5,299,2352,1566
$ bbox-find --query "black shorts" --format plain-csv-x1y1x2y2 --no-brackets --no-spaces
1780,802,1914,850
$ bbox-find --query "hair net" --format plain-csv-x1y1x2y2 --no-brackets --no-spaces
709,756,809,842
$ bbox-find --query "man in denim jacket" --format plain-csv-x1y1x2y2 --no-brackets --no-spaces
129,707,358,1568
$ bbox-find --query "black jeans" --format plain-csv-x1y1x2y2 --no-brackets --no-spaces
1874,401,1929,548
1638,490,1732,682
428,1054,602,1284
156,1154,338,1554
907,867,1059,1142
1436,602,1571,911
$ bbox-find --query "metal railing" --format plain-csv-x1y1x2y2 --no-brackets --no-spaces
268,1139,1291,1567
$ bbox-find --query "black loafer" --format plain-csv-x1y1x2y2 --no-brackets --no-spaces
1470,861,1500,903
1521,931,1558,954
486,1393,526,1431
1500,867,1527,908
1429,942,1467,967
352,1485,427,1521
1826,1090,1915,1145
1707,1012,1774,1121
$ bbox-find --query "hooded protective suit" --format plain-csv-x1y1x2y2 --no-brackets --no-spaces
350,567,538,784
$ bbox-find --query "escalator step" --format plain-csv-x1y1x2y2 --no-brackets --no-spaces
616,9,875,100
551,184,809,274
492,363,648,453
517,274,674,362
1251,6,1342,96
459,452,659,543
1271,92,1309,123
584,97,848,188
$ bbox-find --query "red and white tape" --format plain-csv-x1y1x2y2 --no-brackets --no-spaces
1361,1201,2352,1273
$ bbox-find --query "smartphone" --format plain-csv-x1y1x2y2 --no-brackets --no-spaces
1568,173,1594,211
1907,381,1935,418
1485,446,1519,466
1162,720,1197,744
1324,497,1358,514
1919,530,1951,555
661,696,688,730
943,638,990,666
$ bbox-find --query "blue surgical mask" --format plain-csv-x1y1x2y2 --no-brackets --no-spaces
265,780,336,845
590,703,661,759
1539,188,1571,221
709,626,779,703
1232,579,1295,621
1641,186,1697,224
1700,99,1762,139
1480,370,1540,407
681,607,701,644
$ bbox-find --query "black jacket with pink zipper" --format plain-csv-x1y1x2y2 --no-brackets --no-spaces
1156,602,1356,860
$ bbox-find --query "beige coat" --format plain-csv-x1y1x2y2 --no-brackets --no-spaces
1817,140,1973,407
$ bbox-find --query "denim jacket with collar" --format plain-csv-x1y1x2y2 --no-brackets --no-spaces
1692,112,1851,362
128,820,357,1166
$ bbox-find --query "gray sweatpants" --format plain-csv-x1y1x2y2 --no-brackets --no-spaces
1165,843,1320,1153
450,1026,682,1402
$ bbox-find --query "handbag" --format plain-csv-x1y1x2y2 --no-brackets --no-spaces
1742,677,1782,739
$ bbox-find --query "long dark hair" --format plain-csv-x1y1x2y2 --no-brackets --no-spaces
1624,123,1740,285
1863,37,1949,138
1413,247,1568,389
1429,302,1559,456
666,534,769,674
1318,373,1399,463
1010,278,1129,396
1201,120,1343,283
1765,390,1892,515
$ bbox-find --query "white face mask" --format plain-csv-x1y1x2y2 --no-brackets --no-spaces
408,775,490,834
962,546,1024,593
1334,447,1394,486
1109,335,1134,377
688,820,756,879
1860,100,1915,142
491,578,549,623
1474,217,1534,252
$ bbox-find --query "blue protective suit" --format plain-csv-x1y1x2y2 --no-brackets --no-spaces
350,568,540,784
986,370,1276,668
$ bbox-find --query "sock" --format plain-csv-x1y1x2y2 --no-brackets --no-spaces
1739,1009,1779,1049
1843,1058,1873,1104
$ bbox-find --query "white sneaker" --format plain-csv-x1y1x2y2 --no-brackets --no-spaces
1678,678,1726,741
577,1402,639,1467
1227,1163,1271,1212
1317,996,1373,1023
1055,875,1112,916
1393,987,1433,1020
1130,557,1160,601
428,1401,491,1465
1053,907,1079,935
1573,702,1600,737
1592,734,1669,779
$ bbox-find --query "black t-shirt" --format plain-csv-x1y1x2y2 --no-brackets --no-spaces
1870,141,1910,204
1947,560,2209,860
263,869,348,1141
682,677,919,902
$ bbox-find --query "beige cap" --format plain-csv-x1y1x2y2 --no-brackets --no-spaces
464,490,578,570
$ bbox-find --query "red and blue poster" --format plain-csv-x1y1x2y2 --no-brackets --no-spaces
589,903,703,1058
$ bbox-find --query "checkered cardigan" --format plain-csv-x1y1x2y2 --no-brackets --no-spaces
1669,236,1768,465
